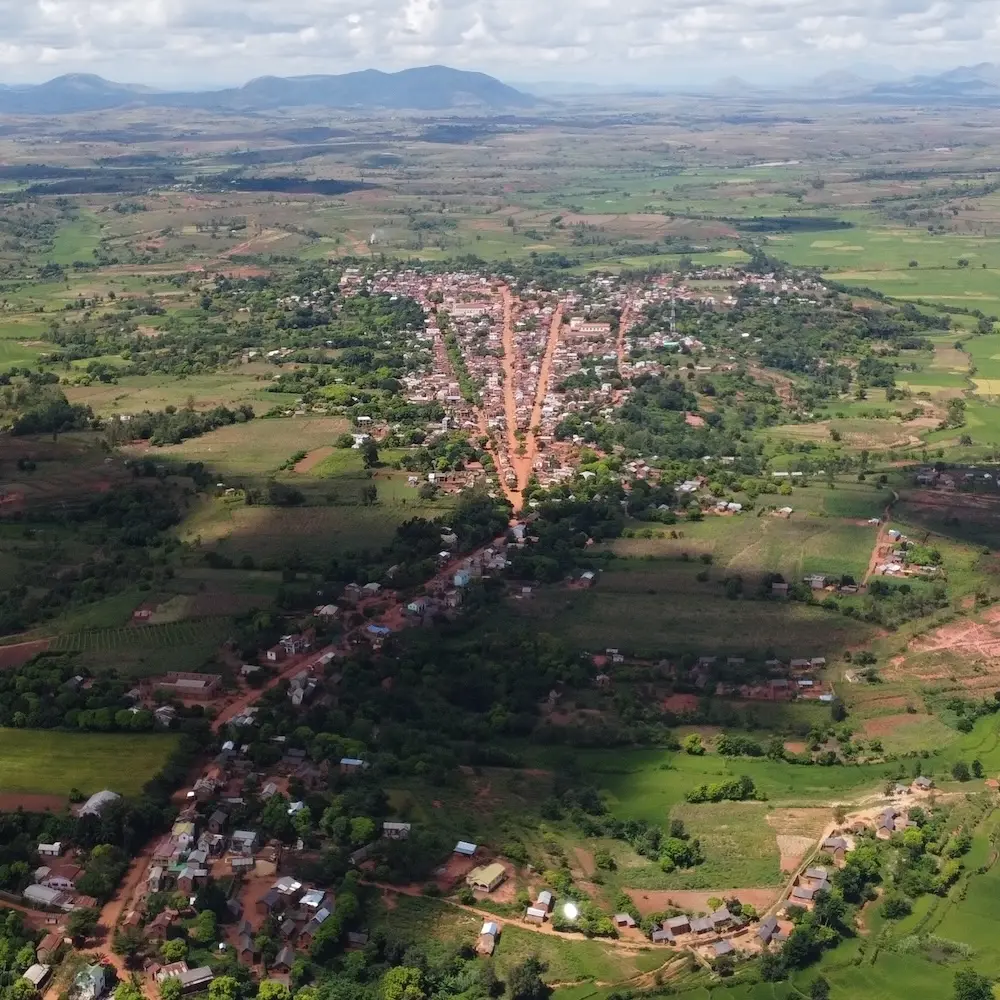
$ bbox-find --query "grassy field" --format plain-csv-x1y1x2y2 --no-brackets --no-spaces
147,416,350,476
608,514,876,583
516,561,874,657
372,895,653,986
65,370,300,417
0,728,177,797
531,746,885,822
49,618,231,675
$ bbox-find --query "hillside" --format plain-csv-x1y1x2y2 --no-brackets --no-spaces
0,66,535,114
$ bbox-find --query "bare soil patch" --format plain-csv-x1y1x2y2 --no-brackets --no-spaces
862,713,935,737
626,887,780,916
574,847,596,876
0,639,50,669
775,835,816,872
663,693,700,713
0,792,67,811
783,741,807,754
294,446,335,473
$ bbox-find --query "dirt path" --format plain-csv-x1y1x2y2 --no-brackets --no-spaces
499,286,531,496
862,491,899,586
616,297,636,366
516,303,563,498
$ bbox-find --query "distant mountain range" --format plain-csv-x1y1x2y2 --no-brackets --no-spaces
702,62,1000,104
0,66,535,114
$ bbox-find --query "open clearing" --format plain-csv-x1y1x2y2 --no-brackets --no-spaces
625,887,781,917
0,729,178,798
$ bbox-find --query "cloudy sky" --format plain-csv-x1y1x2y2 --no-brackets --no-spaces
0,0,992,87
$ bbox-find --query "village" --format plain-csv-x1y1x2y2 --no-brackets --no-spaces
334,265,823,509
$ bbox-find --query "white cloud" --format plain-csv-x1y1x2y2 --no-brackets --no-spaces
0,0,994,85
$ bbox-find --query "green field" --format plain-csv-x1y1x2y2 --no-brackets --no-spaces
0,728,177,797
49,618,231,675
532,747,885,821
372,895,655,986
607,514,876,582
143,415,351,475
517,561,874,657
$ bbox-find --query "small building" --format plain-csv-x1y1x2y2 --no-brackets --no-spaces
664,915,691,935
536,890,554,912
757,916,779,945
340,757,368,774
36,931,63,964
230,830,259,856
524,906,547,924
913,776,934,792
23,884,63,908
477,920,499,955
22,965,51,990
78,790,121,817
237,933,257,965
691,916,713,934
208,810,228,835
713,940,735,958
615,914,637,928
651,927,675,944
454,841,477,857
272,947,296,975
73,964,108,1000
466,864,507,893
37,842,62,858
382,822,411,840
711,906,733,930
257,888,283,916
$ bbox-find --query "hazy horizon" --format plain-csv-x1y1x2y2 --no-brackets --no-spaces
0,0,993,90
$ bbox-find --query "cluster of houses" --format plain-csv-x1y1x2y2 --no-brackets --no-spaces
23,842,98,913
684,654,834,705
648,906,744,960
874,529,942,579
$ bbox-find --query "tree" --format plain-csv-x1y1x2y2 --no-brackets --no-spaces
159,979,183,1000
162,939,187,962
952,761,971,782
507,958,551,1000
972,759,984,778
115,981,144,1000
683,733,705,756
209,977,240,1000
809,976,831,1000
380,967,426,1000
360,439,380,469
954,969,993,1000
113,925,145,966
11,979,38,1000
189,909,218,944
67,907,100,943
759,952,785,982
257,983,292,1000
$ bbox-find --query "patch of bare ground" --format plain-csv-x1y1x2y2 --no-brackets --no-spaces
0,793,66,811
783,741,807,754
663,693,700,713
574,848,596,876
293,446,334,473
0,639,51,669
776,835,816,872
625,887,781,916
862,713,935,737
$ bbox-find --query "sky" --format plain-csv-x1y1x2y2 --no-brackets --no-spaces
0,0,993,88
